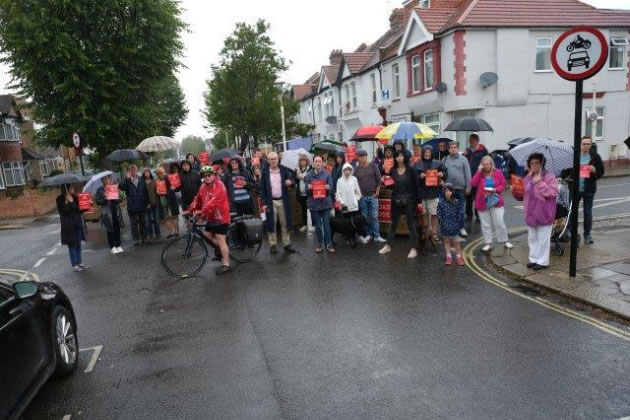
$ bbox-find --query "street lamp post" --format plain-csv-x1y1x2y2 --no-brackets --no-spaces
275,82,287,152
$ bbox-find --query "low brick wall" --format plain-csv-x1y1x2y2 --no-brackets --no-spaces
0,188,58,219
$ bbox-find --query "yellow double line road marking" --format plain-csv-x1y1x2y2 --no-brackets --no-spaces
0,268,40,282
463,236,630,341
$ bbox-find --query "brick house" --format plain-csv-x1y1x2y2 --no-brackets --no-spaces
0,95,26,194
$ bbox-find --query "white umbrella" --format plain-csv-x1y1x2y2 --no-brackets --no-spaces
82,170,121,196
136,136,179,153
281,148,313,170
508,138,573,174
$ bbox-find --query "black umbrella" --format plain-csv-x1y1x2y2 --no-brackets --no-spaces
444,117,493,132
507,137,535,148
41,173,87,187
211,148,239,163
106,149,147,162
311,142,345,153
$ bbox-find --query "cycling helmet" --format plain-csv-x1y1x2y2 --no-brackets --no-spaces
199,165,215,176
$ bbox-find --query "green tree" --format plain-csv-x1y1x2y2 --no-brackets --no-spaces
0,0,187,159
205,20,287,151
180,135,207,156
210,130,231,151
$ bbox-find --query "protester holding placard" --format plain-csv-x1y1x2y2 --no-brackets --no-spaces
379,150,419,259
120,164,148,246
577,136,604,244
470,156,513,252
168,162,183,209
305,156,335,253
96,175,124,253
180,160,201,211
154,167,180,238
142,168,161,241
414,145,447,244
57,184,89,272
379,145,394,176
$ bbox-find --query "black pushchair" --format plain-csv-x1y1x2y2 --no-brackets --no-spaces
551,177,580,256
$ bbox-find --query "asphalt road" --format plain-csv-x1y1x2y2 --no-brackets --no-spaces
3,176,630,420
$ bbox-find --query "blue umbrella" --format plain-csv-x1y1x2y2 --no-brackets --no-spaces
422,137,452,150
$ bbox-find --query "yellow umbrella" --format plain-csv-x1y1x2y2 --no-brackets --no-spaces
375,122,438,141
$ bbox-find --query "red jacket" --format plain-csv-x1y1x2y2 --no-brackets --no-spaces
188,180,231,225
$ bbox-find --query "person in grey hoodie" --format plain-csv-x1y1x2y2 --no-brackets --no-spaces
442,141,471,237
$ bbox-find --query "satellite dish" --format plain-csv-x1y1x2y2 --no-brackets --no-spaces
436,82,447,93
479,72,498,88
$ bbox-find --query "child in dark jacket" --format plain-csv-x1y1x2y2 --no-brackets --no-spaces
437,183,465,266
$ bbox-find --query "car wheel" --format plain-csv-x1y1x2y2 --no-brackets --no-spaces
52,306,78,377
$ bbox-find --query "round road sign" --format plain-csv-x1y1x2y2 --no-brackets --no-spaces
551,26,608,81
72,132,81,148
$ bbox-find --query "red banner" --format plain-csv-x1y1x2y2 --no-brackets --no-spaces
580,164,591,178
312,180,327,199
156,180,167,196
168,173,181,189
425,169,439,187
199,151,209,165
104,185,119,201
382,158,394,174
378,199,391,222
345,146,357,162
78,193,92,211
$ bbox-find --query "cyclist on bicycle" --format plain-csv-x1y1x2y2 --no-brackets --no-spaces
184,165,232,275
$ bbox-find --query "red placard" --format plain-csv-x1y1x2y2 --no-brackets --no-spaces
78,193,92,211
381,175,394,187
168,173,181,189
312,180,327,199
345,146,357,162
579,164,591,178
333,201,341,212
425,169,439,187
382,158,394,174
510,174,524,201
325,164,334,174
378,199,391,222
155,180,167,196
104,185,119,201
199,151,209,165
233,175,246,189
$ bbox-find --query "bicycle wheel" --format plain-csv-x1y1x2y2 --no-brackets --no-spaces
227,222,262,263
161,234,208,278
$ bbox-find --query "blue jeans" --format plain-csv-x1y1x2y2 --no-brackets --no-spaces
359,196,380,238
144,205,161,237
453,189,467,229
579,193,594,236
311,209,332,248
68,228,83,266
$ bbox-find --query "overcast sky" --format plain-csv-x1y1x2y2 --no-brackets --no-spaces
1,0,628,141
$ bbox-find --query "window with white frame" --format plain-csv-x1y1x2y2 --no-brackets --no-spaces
392,64,401,99
370,74,377,105
351,82,357,109
585,106,604,139
609,37,628,70
317,99,322,122
0,121,20,141
2,161,25,186
424,50,434,89
420,112,440,136
535,37,552,71
411,55,421,92
40,160,54,176
344,84,350,110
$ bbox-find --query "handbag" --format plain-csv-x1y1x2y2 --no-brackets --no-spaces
485,193,500,209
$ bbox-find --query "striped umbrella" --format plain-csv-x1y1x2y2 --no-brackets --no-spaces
375,122,438,141
136,136,179,153
508,138,573,174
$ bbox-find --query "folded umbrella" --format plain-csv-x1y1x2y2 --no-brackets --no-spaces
106,149,147,162
82,171,121,196
444,117,493,132
508,138,573,174
136,136,179,153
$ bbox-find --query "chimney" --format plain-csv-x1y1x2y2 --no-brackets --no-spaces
329,49,343,65
389,8,405,33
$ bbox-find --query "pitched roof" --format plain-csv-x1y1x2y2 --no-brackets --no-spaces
292,84,314,102
416,0,630,34
321,65,340,84
343,52,377,74
305,72,320,85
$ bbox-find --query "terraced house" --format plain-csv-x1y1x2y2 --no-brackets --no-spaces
292,0,630,164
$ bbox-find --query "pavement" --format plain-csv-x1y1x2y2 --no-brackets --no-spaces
490,216,630,320
0,206,628,420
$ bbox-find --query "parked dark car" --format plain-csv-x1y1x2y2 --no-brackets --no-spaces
0,280,78,420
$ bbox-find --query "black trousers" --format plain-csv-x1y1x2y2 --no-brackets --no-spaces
128,210,146,241
466,187,478,219
235,200,253,216
106,211,121,248
297,194,308,226
386,203,418,248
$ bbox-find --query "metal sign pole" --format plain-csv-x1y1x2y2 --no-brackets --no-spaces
569,80,583,278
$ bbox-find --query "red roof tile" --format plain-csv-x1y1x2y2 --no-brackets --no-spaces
343,52,377,73
291,84,314,101
321,65,340,84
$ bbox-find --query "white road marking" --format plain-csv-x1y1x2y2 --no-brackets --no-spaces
598,182,630,189
33,258,46,268
80,345,103,373
62,415,71,420
46,246,59,255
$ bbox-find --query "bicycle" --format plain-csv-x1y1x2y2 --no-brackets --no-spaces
161,214,263,278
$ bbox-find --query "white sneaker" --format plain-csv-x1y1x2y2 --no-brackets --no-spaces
504,242,514,249
407,249,418,259
116,247,124,253
111,247,117,254
358,236,369,244
459,228,468,237
362,235,372,243
308,226,315,233
482,244,491,252
374,236,386,243
299,226,307,232
379,244,391,254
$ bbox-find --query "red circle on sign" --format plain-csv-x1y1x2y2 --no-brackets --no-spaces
551,26,608,81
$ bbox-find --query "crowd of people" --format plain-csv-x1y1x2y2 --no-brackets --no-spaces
56,134,604,274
